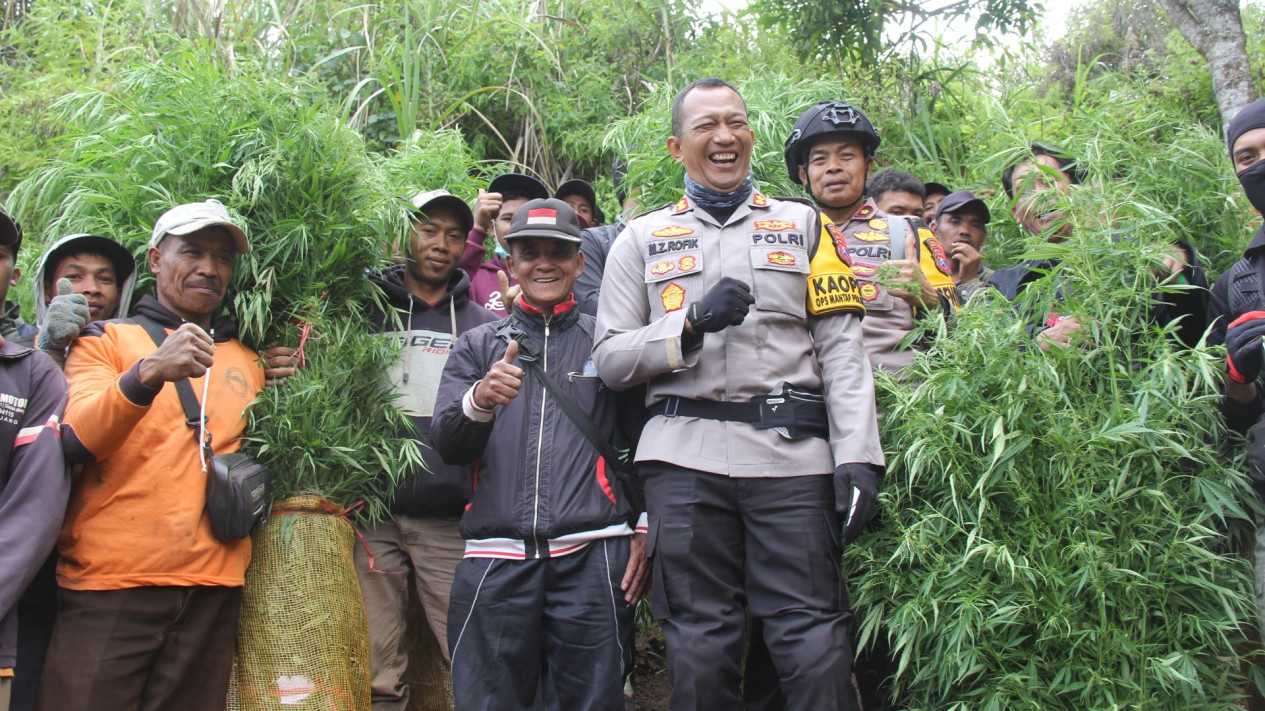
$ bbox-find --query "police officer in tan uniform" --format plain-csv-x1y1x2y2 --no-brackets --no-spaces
780,100,959,710
784,100,959,374
594,78,882,711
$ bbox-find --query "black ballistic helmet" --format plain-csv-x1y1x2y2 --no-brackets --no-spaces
784,100,881,185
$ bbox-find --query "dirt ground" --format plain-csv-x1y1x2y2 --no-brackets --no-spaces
629,624,671,711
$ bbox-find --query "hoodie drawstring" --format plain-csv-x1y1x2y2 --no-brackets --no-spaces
402,298,415,385
450,297,457,347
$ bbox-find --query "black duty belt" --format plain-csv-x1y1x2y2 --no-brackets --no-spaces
648,383,829,441
650,397,762,422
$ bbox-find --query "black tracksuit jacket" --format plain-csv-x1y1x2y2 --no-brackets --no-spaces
430,298,640,555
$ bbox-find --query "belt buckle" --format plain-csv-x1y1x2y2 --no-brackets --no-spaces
663,397,680,418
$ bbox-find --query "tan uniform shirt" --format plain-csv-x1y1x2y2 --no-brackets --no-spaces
837,200,960,373
594,190,884,478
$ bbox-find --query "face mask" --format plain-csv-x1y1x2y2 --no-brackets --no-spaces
1239,160,1265,214
494,243,509,259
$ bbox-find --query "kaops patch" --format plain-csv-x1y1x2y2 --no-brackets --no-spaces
653,225,694,238
678,255,698,272
852,231,888,243
651,260,674,276
754,220,797,231
674,197,690,214
860,283,879,301
661,282,686,312
826,223,852,266
868,218,887,230
807,215,865,317
926,237,951,276
767,251,796,267
752,192,768,207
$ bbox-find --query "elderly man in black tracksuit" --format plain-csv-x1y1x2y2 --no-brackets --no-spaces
431,198,648,711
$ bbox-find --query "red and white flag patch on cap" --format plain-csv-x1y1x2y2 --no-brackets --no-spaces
527,208,557,225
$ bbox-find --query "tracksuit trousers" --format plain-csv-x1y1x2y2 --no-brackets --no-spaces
448,537,634,711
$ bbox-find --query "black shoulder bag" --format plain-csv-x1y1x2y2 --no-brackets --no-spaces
134,315,272,541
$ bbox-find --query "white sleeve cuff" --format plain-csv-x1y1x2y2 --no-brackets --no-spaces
463,383,495,423
635,512,648,532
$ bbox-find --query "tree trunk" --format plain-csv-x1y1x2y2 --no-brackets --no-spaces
1156,0,1254,124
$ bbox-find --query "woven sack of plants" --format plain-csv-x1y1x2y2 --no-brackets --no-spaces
226,495,371,711
403,577,454,711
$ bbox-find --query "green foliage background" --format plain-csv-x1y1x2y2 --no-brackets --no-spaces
1,0,1264,704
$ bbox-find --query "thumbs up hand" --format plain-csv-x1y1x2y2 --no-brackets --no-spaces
37,277,92,352
887,232,938,311
473,340,524,410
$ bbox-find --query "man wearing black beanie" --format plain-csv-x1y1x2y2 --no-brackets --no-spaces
1206,97,1265,646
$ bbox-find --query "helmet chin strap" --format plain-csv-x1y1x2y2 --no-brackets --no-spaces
804,174,862,212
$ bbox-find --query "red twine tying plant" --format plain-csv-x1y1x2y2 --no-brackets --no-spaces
271,499,401,575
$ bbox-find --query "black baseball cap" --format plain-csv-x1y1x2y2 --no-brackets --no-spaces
488,173,549,201
403,189,474,234
505,198,583,244
554,178,605,225
935,190,991,223
924,181,951,198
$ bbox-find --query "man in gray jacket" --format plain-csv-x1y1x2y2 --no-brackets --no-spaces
593,78,883,710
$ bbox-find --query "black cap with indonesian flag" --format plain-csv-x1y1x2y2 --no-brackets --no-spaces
504,198,583,244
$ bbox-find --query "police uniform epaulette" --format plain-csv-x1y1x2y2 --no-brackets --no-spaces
768,195,818,209
628,202,677,221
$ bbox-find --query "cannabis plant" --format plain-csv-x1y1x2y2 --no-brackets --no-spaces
9,50,422,520
845,147,1260,708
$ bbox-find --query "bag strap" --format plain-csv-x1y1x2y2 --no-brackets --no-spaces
887,214,908,261
519,357,624,477
133,314,204,431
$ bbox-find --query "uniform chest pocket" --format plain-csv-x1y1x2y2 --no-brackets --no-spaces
850,261,897,312
749,245,809,318
644,250,702,318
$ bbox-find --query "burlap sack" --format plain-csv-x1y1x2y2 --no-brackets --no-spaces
227,496,370,711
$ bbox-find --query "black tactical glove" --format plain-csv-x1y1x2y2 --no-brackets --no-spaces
836,462,883,545
687,277,755,333
1226,311,1265,384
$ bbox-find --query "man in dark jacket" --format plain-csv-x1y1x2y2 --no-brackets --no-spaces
0,216,36,345
357,189,498,710
0,207,69,711
989,143,1208,350
1204,98,1265,646
431,198,648,711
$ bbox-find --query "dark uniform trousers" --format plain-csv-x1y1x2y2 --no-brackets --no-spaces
642,462,858,711
36,585,242,711
447,537,634,711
